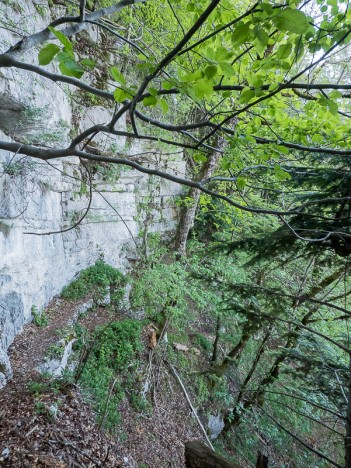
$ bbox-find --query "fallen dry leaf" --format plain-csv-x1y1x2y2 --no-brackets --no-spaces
148,330,157,349
38,454,67,467
173,343,189,352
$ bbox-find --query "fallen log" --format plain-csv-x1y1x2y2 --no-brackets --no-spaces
184,441,241,468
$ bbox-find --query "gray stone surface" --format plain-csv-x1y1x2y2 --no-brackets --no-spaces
0,0,186,387
208,414,225,440
36,338,76,377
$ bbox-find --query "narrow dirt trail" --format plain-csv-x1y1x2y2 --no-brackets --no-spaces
0,298,126,467
0,298,204,467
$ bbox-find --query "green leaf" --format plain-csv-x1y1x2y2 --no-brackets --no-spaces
162,80,174,90
56,51,73,62
276,145,289,155
219,62,235,76
221,157,231,170
214,46,230,61
329,90,342,99
268,83,279,92
232,24,250,45
239,88,255,104
186,2,195,11
273,9,310,35
114,88,128,103
48,26,73,51
326,99,338,115
148,87,158,96
204,65,217,79
38,43,60,65
159,98,169,114
236,177,246,189
58,59,84,78
111,67,125,85
274,164,291,180
193,79,213,99
143,95,158,106
276,42,292,59
254,26,269,47
261,2,273,15
194,153,208,163
80,58,96,69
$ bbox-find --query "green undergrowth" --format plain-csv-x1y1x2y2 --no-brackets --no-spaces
61,260,126,303
31,305,49,327
76,319,146,430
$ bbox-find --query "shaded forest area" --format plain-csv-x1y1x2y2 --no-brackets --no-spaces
1,0,351,466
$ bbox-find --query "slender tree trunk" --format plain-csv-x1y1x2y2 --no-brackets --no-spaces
224,329,271,429
175,150,220,256
208,320,257,377
225,266,347,429
345,354,351,467
211,315,221,364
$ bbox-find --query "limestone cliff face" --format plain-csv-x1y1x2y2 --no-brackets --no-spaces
0,0,184,386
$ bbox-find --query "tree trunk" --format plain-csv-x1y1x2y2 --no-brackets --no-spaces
225,266,347,429
256,452,269,468
224,329,271,429
184,441,241,468
211,315,221,364
175,150,220,256
208,323,255,377
345,354,351,467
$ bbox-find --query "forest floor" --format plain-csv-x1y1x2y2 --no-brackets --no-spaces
0,297,204,467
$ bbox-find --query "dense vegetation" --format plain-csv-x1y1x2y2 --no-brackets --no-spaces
1,0,351,465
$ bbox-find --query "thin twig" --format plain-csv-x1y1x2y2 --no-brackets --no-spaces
99,377,117,431
166,361,214,451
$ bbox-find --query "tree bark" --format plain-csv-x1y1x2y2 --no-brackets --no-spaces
225,266,347,429
185,441,241,468
345,355,351,467
175,150,220,256
211,315,221,364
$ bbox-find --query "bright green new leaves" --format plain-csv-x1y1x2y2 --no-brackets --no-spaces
240,88,256,104
273,9,310,35
114,88,129,103
159,98,169,114
111,67,126,85
254,25,269,48
80,58,96,69
205,65,217,79
236,177,246,189
48,26,73,51
274,164,291,180
276,42,292,59
219,62,235,77
111,67,135,103
143,95,158,106
113,87,134,103
58,56,84,78
318,96,339,115
232,23,251,46
38,27,89,78
194,152,208,163
38,44,60,65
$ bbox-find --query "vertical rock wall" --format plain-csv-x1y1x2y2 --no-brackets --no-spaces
0,0,185,386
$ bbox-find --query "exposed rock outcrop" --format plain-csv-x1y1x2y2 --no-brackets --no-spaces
0,0,185,386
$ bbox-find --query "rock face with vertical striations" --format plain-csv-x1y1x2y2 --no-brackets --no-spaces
0,0,185,387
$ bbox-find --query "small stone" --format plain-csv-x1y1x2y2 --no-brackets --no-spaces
208,414,225,440
1,447,10,459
